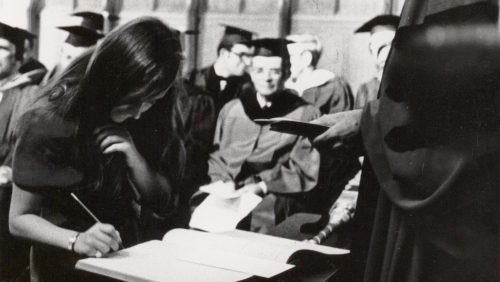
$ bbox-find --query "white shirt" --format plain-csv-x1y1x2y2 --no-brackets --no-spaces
256,93,272,109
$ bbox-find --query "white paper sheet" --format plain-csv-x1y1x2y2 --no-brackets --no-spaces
189,192,262,232
199,181,240,199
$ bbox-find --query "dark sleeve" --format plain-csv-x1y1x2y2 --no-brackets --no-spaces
326,77,354,114
12,110,83,192
179,93,217,199
355,84,369,110
258,107,322,194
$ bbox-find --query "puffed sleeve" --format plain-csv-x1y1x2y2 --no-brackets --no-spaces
207,102,234,182
326,77,354,114
258,107,321,194
12,110,83,192
355,83,370,110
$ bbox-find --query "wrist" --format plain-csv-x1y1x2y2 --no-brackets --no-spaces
68,232,81,253
126,149,145,168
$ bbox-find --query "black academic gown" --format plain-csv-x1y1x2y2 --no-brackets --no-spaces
348,1,500,281
174,82,217,227
185,65,250,114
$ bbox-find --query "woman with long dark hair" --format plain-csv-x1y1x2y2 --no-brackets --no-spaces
9,17,183,280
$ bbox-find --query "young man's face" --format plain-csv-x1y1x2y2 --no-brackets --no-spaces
249,56,283,96
223,43,253,76
0,38,17,80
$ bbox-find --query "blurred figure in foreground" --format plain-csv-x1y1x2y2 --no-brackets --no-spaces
313,1,499,281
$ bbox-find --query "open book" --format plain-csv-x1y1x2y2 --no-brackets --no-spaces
76,228,349,282
254,118,329,138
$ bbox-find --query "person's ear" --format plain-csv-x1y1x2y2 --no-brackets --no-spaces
368,42,374,55
301,51,313,67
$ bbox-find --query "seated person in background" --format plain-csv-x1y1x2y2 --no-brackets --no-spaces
0,21,42,282
43,11,104,83
285,34,360,218
185,24,255,114
9,17,184,281
354,15,398,109
207,38,321,229
285,34,354,115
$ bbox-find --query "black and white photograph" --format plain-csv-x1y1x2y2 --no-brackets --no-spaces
0,0,498,281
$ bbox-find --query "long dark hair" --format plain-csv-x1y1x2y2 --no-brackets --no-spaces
40,17,183,190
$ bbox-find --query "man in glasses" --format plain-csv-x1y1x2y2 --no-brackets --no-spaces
186,24,255,114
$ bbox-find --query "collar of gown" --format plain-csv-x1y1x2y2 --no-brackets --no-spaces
239,84,307,120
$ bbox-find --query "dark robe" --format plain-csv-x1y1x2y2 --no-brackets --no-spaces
349,1,500,281
174,82,217,227
185,65,250,114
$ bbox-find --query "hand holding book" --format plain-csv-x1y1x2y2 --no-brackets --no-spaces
254,118,328,138
310,109,363,148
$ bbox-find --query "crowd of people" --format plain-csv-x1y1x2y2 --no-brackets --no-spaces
0,0,498,281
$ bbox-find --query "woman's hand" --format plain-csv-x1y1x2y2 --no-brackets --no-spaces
73,223,122,257
94,124,143,168
0,165,12,186
311,109,363,150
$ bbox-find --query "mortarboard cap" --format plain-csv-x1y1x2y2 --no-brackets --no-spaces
219,24,255,46
57,11,104,47
15,27,36,43
355,15,400,33
250,38,294,59
0,22,33,60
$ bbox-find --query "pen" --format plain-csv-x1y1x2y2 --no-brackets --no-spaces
70,192,124,250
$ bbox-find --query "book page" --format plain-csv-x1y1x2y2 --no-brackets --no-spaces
163,229,349,263
178,248,293,278
75,240,252,282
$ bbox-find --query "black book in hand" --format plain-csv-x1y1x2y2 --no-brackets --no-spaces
254,118,328,138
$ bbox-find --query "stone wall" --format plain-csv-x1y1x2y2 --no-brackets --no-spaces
0,0,405,94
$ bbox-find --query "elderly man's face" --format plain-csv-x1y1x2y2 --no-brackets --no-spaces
250,56,283,96
287,43,308,80
0,38,17,80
